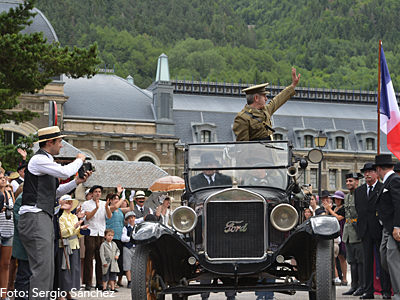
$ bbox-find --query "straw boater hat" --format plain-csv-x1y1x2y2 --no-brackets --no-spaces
35,126,67,143
9,172,20,180
135,190,146,198
59,194,79,211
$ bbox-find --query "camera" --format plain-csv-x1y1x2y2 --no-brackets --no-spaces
78,162,95,178
4,205,12,220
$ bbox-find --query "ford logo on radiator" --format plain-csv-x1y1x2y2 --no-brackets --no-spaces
224,220,248,233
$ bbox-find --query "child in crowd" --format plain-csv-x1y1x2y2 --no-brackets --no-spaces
121,211,136,288
100,229,120,292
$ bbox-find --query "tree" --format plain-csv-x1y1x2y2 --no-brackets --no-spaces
0,0,101,125
0,132,37,172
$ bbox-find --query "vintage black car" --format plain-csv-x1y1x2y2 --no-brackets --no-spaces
131,140,340,300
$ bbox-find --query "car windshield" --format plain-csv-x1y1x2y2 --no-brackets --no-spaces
187,141,289,192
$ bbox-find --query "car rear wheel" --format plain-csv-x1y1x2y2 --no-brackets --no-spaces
132,244,165,300
314,239,335,300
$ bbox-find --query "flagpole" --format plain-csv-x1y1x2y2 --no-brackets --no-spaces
378,40,382,155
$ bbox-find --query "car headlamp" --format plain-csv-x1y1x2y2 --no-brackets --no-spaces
171,206,197,233
270,203,299,231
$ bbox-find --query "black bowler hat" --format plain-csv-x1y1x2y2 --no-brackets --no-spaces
373,154,395,167
360,162,375,173
394,162,400,172
197,153,220,166
345,172,363,179
320,190,330,197
17,162,27,172
89,185,103,193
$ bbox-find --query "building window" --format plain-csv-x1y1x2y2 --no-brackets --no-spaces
366,138,375,151
341,169,349,190
138,156,155,164
201,130,211,143
304,135,313,148
273,133,283,141
329,170,337,190
2,130,25,146
336,137,344,149
310,169,317,189
107,155,123,161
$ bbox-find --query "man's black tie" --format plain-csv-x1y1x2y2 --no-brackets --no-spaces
368,185,373,199
209,176,214,186
140,207,144,213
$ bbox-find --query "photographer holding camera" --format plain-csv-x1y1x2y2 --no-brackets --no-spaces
0,170,14,300
18,126,92,300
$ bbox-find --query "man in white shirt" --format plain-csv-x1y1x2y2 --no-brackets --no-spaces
81,185,111,290
18,126,91,300
133,190,153,224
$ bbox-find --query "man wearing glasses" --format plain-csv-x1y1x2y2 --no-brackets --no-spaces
233,67,300,141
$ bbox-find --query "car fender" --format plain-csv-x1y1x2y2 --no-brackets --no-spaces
131,221,197,255
309,215,340,240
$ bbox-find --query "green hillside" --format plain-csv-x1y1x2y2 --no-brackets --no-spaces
36,0,400,90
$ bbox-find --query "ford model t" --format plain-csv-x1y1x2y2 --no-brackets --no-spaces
131,140,340,300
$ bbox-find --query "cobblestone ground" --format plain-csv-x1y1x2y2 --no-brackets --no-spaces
75,277,388,300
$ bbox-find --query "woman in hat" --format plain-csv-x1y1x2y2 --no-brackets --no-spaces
155,196,172,226
56,195,89,300
0,171,14,300
325,190,348,286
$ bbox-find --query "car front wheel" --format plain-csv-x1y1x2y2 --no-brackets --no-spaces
131,244,165,300
315,239,335,300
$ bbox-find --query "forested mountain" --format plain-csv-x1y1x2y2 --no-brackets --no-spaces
36,0,400,90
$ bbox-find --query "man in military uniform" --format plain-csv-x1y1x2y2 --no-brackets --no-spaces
233,67,300,141
342,172,364,297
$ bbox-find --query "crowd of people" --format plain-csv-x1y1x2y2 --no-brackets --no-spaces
0,126,173,300
302,156,400,300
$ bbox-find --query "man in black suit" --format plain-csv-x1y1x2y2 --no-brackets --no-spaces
190,153,232,191
355,163,391,299
374,154,400,300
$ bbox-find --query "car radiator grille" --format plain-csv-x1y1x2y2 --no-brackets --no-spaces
205,201,266,260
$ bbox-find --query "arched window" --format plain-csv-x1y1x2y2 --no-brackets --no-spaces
304,135,313,148
273,133,283,141
107,155,123,161
201,130,211,143
336,137,344,149
3,130,25,145
366,138,375,151
138,156,155,164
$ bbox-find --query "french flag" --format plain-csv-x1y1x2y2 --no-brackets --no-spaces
380,47,400,159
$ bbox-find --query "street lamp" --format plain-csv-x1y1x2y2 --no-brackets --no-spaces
314,130,327,201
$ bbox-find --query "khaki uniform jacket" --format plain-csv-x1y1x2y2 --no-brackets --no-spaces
342,192,361,244
100,240,120,275
233,86,296,141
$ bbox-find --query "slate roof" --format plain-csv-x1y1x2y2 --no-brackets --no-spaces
0,2,58,43
63,75,155,121
173,93,389,153
82,161,168,189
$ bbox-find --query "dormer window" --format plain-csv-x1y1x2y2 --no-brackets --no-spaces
273,133,283,141
201,130,211,143
192,123,217,143
366,138,375,151
304,135,313,148
336,137,344,149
